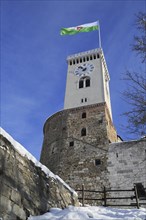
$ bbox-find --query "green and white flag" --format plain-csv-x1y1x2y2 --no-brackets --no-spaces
60,21,99,35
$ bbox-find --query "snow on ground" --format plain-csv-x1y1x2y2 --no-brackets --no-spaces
28,206,146,220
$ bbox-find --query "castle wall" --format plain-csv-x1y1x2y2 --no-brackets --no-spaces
40,103,117,200
107,138,146,206
108,138,146,188
0,129,79,220
40,102,146,206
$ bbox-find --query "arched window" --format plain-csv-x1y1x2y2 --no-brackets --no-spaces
79,79,84,88
86,78,90,87
79,76,90,89
81,128,86,136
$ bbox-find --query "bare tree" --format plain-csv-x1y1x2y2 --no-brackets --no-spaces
122,12,146,136
132,12,146,63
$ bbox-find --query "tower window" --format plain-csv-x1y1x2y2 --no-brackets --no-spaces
62,126,66,131
73,60,75,64
98,119,103,124
52,147,55,154
94,54,96,59
70,60,72,65
81,98,88,103
90,55,93,60
87,56,89,61
82,112,86,118
86,78,90,87
95,159,101,166
79,76,90,89
80,58,82,63
79,79,84,88
81,128,86,136
97,53,100,58
69,141,74,147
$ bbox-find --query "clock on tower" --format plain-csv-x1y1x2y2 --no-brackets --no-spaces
40,47,118,195
64,48,112,120
74,63,94,76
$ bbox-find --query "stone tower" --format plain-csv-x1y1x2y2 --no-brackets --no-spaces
40,48,117,191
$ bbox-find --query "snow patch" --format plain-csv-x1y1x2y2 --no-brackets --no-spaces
28,206,146,220
0,127,76,195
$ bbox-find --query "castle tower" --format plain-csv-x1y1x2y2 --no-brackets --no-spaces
64,48,112,120
40,48,117,193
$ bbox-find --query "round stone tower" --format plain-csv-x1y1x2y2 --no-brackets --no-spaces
40,48,117,192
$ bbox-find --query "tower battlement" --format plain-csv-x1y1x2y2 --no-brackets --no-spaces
67,48,102,60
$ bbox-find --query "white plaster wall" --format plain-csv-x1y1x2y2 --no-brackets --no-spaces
64,49,111,110
64,59,104,108
101,62,112,120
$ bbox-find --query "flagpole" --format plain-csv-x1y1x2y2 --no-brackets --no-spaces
98,20,102,48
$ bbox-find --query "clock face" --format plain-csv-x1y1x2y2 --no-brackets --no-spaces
74,63,94,76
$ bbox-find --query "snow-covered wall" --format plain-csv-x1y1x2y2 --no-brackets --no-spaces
0,128,79,220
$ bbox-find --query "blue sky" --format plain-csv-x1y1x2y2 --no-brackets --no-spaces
1,0,145,160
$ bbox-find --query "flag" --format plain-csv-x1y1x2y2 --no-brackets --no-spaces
60,21,99,35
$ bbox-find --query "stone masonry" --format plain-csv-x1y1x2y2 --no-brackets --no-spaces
0,129,79,220
108,138,146,189
40,102,117,200
40,101,146,206
107,138,146,206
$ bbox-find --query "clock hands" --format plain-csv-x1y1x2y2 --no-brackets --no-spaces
83,67,87,71
78,66,87,72
78,66,83,69
74,63,94,76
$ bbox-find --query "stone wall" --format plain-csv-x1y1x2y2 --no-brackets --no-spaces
107,138,146,206
40,101,146,206
0,129,79,220
108,138,146,188
40,103,117,204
